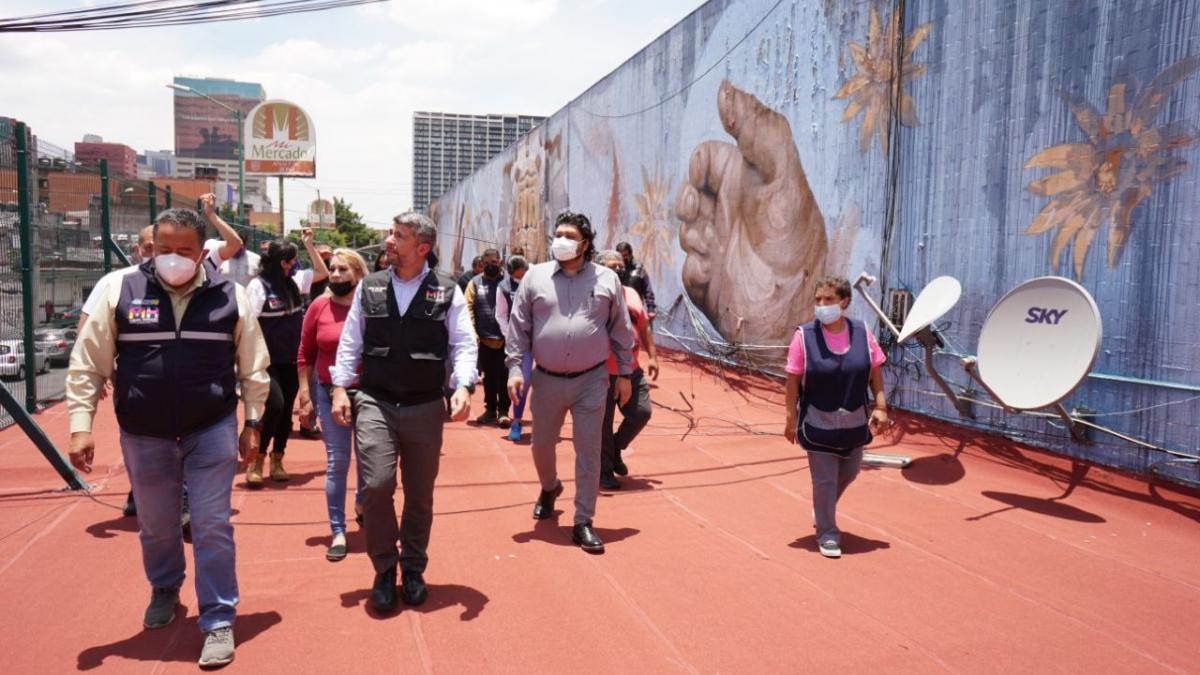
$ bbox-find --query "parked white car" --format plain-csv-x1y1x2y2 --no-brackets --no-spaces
0,340,51,381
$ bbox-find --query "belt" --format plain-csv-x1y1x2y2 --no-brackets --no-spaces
535,361,605,379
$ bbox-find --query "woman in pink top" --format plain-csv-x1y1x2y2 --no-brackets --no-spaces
297,248,370,561
784,276,890,559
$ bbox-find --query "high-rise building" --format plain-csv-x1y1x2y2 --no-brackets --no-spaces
74,136,138,177
412,111,545,213
173,76,264,161
138,150,176,178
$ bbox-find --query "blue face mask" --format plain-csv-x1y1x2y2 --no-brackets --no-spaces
287,262,299,277
813,304,843,325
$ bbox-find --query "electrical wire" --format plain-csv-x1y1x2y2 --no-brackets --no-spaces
0,0,382,33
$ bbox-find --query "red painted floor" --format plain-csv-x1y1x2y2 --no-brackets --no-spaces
1,351,1198,673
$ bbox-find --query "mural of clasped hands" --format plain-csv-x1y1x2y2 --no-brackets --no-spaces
676,79,829,346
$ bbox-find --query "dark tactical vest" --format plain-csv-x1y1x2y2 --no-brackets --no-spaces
359,268,458,406
796,319,873,456
114,261,239,438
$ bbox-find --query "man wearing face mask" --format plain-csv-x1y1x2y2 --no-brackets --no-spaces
463,248,511,427
615,241,657,321
783,276,889,559
66,207,270,668
505,212,635,554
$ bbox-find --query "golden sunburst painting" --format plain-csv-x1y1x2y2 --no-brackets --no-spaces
835,5,932,154
1024,55,1200,277
628,163,674,280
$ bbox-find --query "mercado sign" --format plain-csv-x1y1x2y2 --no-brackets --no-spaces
243,99,316,177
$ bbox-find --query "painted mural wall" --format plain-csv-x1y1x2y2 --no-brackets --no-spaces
429,0,1200,485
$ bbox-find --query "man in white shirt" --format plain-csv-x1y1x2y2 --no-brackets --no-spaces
329,212,476,613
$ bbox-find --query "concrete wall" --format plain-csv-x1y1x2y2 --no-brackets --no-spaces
429,0,1200,484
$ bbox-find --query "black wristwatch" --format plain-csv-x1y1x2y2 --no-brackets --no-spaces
244,418,263,430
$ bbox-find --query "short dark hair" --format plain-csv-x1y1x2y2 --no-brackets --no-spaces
814,276,852,300
615,242,633,255
506,255,528,275
472,255,484,266
153,208,206,247
554,211,596,260
481,248,501,260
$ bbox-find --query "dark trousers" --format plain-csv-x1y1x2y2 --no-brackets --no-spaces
478,342,511,416
260,363,300,455
352,392,443,574
601,368,652,475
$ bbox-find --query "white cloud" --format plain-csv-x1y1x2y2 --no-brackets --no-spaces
379,0,559,36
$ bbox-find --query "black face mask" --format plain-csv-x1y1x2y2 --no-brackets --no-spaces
329,280,355,297
484,263,501,278
617,269,631,286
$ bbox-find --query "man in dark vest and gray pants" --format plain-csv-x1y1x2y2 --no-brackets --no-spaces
464,247,511,426
330,212,476,612
67,208,271,668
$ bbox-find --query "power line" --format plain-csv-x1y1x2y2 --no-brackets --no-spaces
0,0,383,33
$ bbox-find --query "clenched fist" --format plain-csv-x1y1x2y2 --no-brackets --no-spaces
675,80,828,345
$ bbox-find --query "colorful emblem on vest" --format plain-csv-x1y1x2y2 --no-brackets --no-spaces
128,298,160,325
424,286,448,304
266,294,286,311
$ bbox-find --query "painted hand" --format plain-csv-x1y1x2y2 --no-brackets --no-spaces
676,80,828,345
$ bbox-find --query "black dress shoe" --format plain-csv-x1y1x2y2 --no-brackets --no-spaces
613,450,629,477
371,567,398,612
572,521,605,553
401,570,428,606
123,491,137,517
599,472,621,490
532,482,563,520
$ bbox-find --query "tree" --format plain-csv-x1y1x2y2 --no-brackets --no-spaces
334,197,383,249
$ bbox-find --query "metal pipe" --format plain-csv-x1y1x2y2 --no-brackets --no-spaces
15,122,37,412
852,272,900,338
100,159,112,274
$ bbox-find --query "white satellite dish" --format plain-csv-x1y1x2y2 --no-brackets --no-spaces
975,276,1102,411
897,276,962,343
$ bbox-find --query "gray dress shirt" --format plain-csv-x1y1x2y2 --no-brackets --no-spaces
505,261,635,378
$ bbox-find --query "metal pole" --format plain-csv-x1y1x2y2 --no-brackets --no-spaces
148,181,158,221
100,160,112,274
165,184,172,209
278,175,284,235
15,123,38,412
0,383,88,491
237,108,246,226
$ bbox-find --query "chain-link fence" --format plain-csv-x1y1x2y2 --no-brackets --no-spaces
0,119,284,429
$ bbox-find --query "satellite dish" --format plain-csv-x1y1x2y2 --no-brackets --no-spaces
975,276,1101,411
897,276,962,343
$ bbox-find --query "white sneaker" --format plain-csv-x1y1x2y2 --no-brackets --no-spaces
819,540,842,558
198,626,235,668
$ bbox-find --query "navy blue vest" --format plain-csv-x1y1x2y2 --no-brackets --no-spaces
359,269,457,406
470,273,505,340
796,319,873,456
114,261,239,439
256,276,303,365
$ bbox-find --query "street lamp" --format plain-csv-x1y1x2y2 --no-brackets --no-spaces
166,83,246,226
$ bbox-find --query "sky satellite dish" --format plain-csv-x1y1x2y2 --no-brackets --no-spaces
897,276,962,344
975,277,1102,411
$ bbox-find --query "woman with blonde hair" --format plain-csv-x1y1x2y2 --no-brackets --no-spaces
297,248,370,560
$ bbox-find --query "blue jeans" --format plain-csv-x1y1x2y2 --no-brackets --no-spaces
316,383,364,535
120,413,239,632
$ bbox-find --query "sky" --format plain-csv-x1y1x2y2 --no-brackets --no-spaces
1,0,704,231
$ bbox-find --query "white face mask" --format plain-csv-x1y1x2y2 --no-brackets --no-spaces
813,303,843,325
155,253,198,286
550,236,580,262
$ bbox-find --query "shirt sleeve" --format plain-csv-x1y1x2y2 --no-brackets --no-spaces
295,269,314,296
330,283,365,388
246,278,265,320
641,267,657,315
81,273,111,317
867,327,887,369
495,289,510,337
66,279,120,433
785,328,806,377
446,284,479,390
606,272,636,376
504,275,533,377
297,296,323,370
204,239,226,265
463,277,477,328
232,284,271,420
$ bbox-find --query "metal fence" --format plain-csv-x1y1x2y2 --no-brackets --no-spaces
0,120,283,429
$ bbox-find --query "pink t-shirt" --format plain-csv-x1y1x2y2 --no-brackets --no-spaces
297,296,353,386
785,322,886,377
606,286,646,375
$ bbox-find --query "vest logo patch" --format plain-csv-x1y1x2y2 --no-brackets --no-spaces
128,298,160,325
424,287,448,304
266,294,286,311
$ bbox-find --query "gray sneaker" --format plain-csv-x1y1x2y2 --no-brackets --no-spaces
198,626,235,668
143,587,180,629
819,540,842,558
